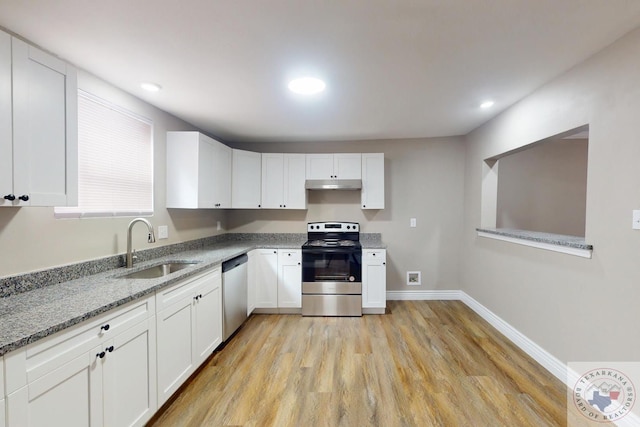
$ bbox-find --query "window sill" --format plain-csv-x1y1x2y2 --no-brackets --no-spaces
476,228,593,259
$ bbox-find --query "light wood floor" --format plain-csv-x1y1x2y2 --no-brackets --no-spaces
148,301,598,426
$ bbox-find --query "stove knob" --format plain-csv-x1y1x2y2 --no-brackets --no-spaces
346,225,350,229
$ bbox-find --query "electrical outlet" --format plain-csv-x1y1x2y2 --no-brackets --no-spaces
216,221,222,231
157,225,168,239
633,210,640,230
410,218,417,228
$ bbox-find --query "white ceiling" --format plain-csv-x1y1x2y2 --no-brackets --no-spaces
1,1,640,144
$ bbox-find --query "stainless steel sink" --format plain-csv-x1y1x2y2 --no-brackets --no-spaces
118,262,199,279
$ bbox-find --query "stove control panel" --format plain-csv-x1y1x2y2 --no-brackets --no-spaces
307,222,359,232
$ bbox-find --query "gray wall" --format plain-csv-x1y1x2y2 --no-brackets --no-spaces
496,138,588,236
462,27,640,363
230,138,466,292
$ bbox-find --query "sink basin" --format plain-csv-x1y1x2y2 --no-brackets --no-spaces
118,262,199,279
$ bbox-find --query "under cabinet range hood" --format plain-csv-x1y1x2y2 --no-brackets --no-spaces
305,179,362,190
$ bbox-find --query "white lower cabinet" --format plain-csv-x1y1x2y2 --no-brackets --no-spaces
247,250,257,315
251,249,301,311
156,267,222,406
277,249,301,309
252,249,278,309
4,296,156,427
102,317,157,427
362,249,387,313
7,350,101,427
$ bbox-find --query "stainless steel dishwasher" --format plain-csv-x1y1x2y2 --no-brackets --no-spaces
222,254,248,341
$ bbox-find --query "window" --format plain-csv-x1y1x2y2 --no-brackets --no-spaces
55,91,153,218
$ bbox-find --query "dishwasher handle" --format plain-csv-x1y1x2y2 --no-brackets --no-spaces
222,253,248,273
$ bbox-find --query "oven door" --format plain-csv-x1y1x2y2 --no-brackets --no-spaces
301,248,362,284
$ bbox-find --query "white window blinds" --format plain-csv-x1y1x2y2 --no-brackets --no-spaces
55,91,153,218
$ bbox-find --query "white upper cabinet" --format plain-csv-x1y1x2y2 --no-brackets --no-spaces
211,140,232,208
306,153,361,180
1,31,78,207
166,131,231,209
0,32,11,207
361,153,385,209
261,153,307,209
231,149,261,209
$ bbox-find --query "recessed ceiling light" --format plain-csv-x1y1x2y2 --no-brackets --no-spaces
480,100,495,109
288,77,326,95
141,82,162,92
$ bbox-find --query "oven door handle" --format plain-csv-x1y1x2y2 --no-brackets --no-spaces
302,248,360,255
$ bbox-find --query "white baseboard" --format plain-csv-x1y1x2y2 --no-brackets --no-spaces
457,291,568,384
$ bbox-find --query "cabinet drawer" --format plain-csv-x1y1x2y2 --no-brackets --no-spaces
155,267,219,312
364,250,385,260
6,296,154,391
278,250,301,262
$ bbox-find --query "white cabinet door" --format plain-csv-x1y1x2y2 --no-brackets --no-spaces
247,250,257,315
156,296,195,406
166,131,232,209
261,153,284,209
361,153,385,209
305,154,334,179
166,132,216,208
362,249,386,309
5,37,77,207
261,153,306,209
232,149,261,208
253,249,278,308
277,250,301,308
334,153,361,179
306,153,361,180
212,140,232,208
102,317,157,427
7,350,102,427
193,269,222,364
0,398,4,427
0,31,11,206
283,154,307,209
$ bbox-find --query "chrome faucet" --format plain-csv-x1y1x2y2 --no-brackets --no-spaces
126,218,156,268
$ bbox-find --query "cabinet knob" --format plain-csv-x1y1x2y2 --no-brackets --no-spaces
96,351,106,359
199,293,203,299
283,205,286,208
101,324,110,331
19,195,29,202
273,251,277,254
194,295,199,301
106,345,114,353
258,204,261,208
383,262,386,265
3,194,15,201
298,262,301,265
363,205,366,208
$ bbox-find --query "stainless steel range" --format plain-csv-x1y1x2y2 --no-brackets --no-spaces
301,222,362,316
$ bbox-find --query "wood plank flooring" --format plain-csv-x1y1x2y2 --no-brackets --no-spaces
148,301,602,426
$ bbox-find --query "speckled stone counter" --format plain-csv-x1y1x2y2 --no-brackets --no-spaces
0,232,385,356
476,228,593,250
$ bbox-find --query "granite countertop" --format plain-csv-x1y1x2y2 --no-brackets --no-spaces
476,227,593,250
0,233,384,356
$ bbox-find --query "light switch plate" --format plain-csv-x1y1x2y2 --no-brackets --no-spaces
410,218,417,228
633,210,640,230
158,225,169,239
